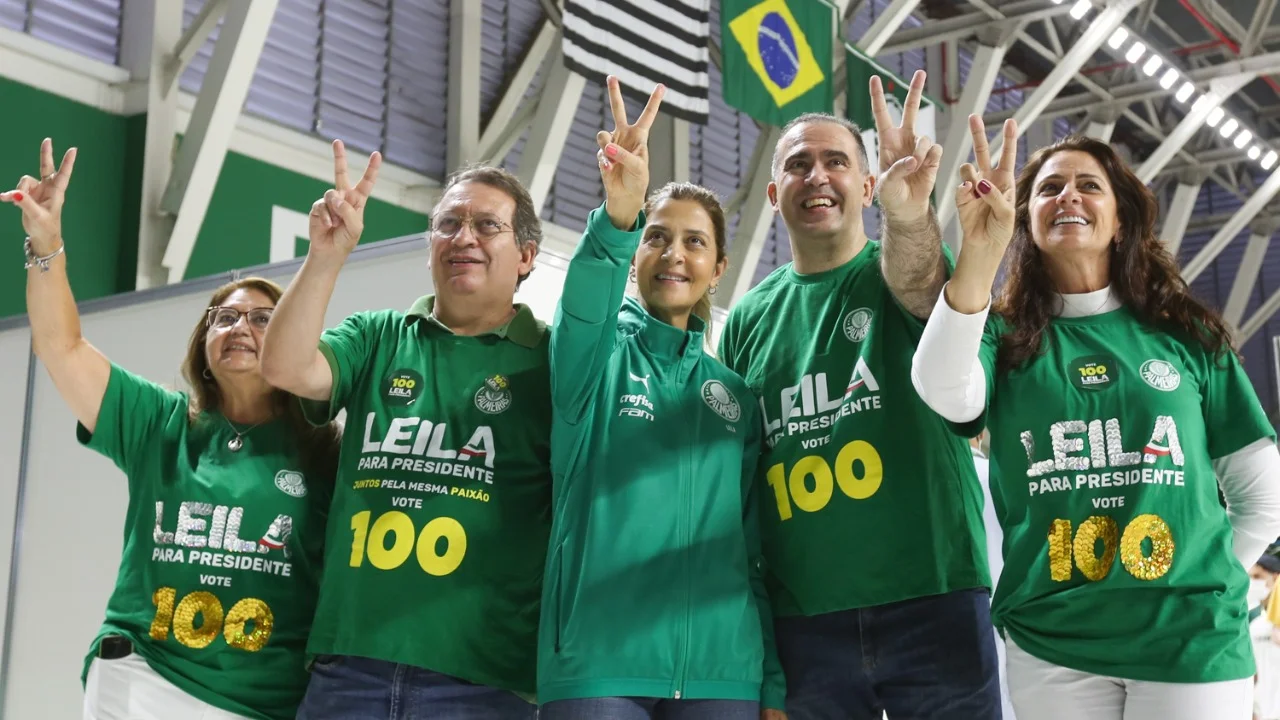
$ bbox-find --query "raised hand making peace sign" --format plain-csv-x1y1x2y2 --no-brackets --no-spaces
871,70,943,222
309,139,383,258
1,138,78,257
597,76,666,230
955,116,1019,255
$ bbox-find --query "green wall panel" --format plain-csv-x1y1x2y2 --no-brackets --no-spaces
0,79,429,319
0,76,131,318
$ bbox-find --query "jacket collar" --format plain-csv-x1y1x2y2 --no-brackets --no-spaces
617,296,706,363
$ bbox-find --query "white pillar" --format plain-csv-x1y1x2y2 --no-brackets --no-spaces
1223,221,1275,328
516,49,586,215
119,0,184,289
1162,178,1203,257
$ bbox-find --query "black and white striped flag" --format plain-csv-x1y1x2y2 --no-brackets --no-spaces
561,0,712,124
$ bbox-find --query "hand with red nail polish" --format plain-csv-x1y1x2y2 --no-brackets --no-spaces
8,138,77,256
596,75,666,230
953,122,1018,259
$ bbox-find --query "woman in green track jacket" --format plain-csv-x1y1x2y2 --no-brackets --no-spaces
538,78,786,720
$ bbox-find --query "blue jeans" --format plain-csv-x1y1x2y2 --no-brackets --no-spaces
296,655,536,720
775,588,1002,720
540,697,759,720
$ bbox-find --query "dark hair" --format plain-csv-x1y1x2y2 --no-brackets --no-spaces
435,164,542,287
996,135,1235,372
182,277,340,480
643,182,728,345
772,112,872,176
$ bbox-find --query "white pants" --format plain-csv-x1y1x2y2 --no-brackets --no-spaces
1005,637,1252,720
84,653,253,720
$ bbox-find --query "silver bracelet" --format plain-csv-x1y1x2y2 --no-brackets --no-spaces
23,237,64,273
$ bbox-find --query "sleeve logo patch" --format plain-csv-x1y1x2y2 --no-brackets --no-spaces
274,470,308,498
475,374,513,414
1070,355,1114,391
842,307,873,342
384,369,424,406
1139,359,1181,392
702,380,742,422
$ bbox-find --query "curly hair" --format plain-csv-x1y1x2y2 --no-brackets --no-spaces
995,135,1235,373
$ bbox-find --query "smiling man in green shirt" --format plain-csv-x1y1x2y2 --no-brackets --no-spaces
261,142,551,719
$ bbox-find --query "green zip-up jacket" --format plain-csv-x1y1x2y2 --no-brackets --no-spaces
539,205,785,709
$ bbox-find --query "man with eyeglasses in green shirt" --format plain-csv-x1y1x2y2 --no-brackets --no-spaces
261,141,552,719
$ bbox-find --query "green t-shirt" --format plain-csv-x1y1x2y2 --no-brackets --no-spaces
78,364,333,720
718,241,989,616
302,296,552,694
973,308,1275,682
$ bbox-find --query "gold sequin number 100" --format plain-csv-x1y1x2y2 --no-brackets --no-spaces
150,588,273,651
1047,514,1175,582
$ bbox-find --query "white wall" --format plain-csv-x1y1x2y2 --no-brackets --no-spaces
0,328,31,690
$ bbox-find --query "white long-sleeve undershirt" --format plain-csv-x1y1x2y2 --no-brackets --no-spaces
911,284,1280,568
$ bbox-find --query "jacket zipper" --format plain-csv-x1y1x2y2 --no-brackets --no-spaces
673,362,693,699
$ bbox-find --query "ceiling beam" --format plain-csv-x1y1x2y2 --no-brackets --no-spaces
879,0,1069,54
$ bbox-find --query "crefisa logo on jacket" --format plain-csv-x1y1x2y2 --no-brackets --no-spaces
701,380,741,422
274,470,307,498
475,374,513,414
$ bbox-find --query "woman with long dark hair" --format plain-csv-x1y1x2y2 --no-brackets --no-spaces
3,139,338,720
911,118,1280,719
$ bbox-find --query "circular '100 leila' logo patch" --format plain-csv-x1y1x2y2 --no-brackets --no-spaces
1069,355,1115,391
384,369,424,406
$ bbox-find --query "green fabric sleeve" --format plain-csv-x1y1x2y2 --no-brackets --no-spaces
549,204,643,424
717,306,740,372
76,363,186,484
299,312,372,425
1202,346,1276,459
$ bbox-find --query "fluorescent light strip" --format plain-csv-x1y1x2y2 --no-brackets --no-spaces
1249,146,1262,161
1175,83,1195,103
1070,0,1091,19
1207,107,1225,127
1220,118,1239,138
1234,130,1253,149
1159,69,1179,90
1264,151,1278,170
1125,42,1146,63
1142,55,1163,76
1108,28,1129,49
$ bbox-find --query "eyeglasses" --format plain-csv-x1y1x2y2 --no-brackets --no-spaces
430,213,515,240
207,306,273,330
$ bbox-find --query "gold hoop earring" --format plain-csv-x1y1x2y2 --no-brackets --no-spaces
629,267,637,283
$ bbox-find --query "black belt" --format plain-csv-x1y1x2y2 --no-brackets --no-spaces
97,635,133,660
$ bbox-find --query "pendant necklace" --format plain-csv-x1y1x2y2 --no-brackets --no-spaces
223,416,266,452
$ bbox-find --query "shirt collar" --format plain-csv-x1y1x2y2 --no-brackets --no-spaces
405,295,544,348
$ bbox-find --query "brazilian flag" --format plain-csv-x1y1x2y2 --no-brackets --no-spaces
722,0,838,126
